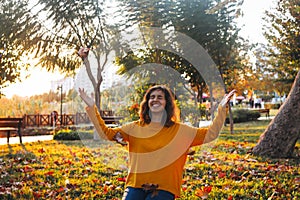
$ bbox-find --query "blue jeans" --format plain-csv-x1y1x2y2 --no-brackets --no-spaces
122,187,175,200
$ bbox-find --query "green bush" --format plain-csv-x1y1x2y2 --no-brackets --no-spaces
54,130,94,140
226,109,260,123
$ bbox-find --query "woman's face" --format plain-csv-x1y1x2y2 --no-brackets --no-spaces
148,89,166,114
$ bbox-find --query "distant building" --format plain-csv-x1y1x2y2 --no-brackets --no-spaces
73,52,126,95
50,52,127,95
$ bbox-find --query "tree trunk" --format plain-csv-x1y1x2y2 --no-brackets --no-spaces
252,70,300,158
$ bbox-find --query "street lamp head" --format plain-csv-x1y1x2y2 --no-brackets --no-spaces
57,85,63,91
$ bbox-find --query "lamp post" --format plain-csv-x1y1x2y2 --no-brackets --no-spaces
57,85,63,126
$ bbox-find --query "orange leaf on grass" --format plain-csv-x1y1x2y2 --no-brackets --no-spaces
57,187,65,193
195,189,208,199
38,148,45,153
63,159,73,165
23,165,33,173
117,177,126,182
195,186,212,199
92,178,100,183
33,191,42,199
203,185,212,193
218,171,226,178
45,171,54,176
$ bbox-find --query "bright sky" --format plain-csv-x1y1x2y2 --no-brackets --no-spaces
2,67,64,98
2,0,275,98
238,0,275,43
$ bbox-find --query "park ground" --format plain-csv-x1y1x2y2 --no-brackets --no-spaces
0,116,299,199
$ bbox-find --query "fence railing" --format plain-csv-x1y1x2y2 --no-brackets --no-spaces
22,112,122,127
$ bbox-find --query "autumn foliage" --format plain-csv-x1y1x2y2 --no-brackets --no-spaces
0,120,299,199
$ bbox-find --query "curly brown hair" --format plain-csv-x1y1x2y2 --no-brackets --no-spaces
139,85,179,127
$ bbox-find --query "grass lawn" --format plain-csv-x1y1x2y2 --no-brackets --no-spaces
0,120,299,199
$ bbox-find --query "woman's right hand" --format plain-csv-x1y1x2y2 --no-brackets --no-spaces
78,47,90,59
79,88,95,107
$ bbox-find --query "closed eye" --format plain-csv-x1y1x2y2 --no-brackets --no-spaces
150,95,164,99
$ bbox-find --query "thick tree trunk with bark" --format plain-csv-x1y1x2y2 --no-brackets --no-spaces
252,70,300,158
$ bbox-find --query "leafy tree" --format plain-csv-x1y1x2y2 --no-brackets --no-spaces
118,0,216,96
0,0,42,97
118,0,251,93
34,0,123,110
172,0,252,130
258,0,300,94
253,0,300,158
115,0,251,130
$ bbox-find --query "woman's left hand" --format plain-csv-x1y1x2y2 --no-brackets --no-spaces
220,89,236,107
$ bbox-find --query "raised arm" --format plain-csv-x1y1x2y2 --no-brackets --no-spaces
203,89,236,143
78,47,126,145
78,88,95,107
78,88,126,145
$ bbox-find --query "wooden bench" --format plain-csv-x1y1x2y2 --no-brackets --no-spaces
0,118,23,144
253,109,270,118
102,116,124,125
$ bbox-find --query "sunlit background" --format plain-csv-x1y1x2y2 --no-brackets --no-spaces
2,0,274,98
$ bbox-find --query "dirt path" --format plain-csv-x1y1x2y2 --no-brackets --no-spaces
0,135,53,145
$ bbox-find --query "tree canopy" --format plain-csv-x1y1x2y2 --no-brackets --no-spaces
34,0,125,109
115,0,252,99
0,0,42,96
1,0,296,105
252,0,300,158
259,0,300,94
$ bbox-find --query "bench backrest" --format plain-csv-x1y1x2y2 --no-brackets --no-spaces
0,118,23,128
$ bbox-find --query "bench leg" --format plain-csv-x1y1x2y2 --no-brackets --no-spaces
18,130,22,144
7,130,10,144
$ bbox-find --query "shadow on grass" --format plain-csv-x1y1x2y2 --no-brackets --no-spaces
57,138,115,149
221,120,272,143
220,133,261,143
0,143,34,159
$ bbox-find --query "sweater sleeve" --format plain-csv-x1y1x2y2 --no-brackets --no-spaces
85,105,119,141
203,104,227,144
191,103,227,146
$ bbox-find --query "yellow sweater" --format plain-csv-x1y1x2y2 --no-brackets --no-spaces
86,105,226,197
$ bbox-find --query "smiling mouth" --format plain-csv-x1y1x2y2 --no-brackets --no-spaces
151,104,161,108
